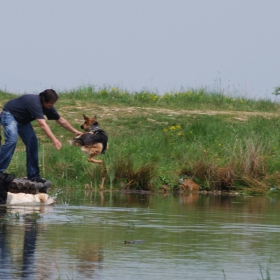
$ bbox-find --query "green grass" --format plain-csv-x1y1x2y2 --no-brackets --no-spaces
1,85,280,194
60,85,279,112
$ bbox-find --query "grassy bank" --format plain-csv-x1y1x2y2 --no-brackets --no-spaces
1,86,280,195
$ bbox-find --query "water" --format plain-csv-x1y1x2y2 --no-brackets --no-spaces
1,191,280,280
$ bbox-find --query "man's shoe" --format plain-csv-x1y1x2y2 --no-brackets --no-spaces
29,176,47,183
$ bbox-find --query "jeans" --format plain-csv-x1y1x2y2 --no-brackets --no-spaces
0,111,40,179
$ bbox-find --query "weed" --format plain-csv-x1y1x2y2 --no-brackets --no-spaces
259,262,271,280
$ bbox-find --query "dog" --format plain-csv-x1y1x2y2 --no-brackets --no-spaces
0,173,55,205
6,192,56,205
70,115,108,164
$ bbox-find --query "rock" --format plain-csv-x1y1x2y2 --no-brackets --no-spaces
161,185,170,193
9,178,51,194
124,240,145,244
180,178,200,192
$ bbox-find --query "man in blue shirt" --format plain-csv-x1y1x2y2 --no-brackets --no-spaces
0,89,82,182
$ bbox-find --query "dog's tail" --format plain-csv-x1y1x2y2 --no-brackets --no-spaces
101,141,108,154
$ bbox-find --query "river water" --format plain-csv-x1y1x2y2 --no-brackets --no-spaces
0,190,280,280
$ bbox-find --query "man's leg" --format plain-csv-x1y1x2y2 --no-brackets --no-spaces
0,111,18,172
18,123,40,180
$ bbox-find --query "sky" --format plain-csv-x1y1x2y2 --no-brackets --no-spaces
1,0,280,101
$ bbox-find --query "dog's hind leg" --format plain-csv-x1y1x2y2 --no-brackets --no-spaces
86,143,103,164
88,156,103,164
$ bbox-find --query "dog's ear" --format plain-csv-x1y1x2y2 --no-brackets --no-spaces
83,114,89,120
38,193,48,204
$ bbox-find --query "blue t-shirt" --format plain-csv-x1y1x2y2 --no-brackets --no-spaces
4,94,60,124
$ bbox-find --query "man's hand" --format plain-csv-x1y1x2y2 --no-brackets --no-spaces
53,139,62,150
37,118,62,149
74,131,83,136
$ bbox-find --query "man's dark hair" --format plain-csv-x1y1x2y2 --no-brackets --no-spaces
39,89,59,103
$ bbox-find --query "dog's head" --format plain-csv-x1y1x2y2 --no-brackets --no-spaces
37,193,56,205
81,115,99,132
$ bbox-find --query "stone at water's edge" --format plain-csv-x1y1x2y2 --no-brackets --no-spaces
9,178,51,194
124,240,146,244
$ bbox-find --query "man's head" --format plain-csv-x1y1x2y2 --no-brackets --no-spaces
39,89,59,109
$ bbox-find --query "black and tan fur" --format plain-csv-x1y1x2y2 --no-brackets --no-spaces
70,115,108,164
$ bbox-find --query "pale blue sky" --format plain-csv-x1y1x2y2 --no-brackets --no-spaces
1,0,280,100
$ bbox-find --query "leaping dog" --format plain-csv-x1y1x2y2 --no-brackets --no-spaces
70,115,108,164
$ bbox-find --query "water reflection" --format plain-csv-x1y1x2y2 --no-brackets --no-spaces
0,206,41,279
22,212,42,279
178,193,199,204
0,207,12,278
0,192,280,279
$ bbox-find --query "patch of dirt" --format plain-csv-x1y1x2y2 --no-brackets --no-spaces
58,102,280,125
95,106,279,121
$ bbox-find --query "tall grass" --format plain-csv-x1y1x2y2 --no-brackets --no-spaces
59,85,280,112
1,86,280,194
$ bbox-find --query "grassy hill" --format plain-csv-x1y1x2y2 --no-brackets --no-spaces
1,86,280,195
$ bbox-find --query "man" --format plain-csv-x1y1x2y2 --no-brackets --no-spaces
0,89,82,183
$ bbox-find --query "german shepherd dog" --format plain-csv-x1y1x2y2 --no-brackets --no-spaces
70,115,108,164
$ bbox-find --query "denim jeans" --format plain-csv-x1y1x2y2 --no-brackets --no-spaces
0,110,40,179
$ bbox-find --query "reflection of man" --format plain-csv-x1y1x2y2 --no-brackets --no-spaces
0,207,12,279
21,218,38,278
0,89,82,182
0,208,41,279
